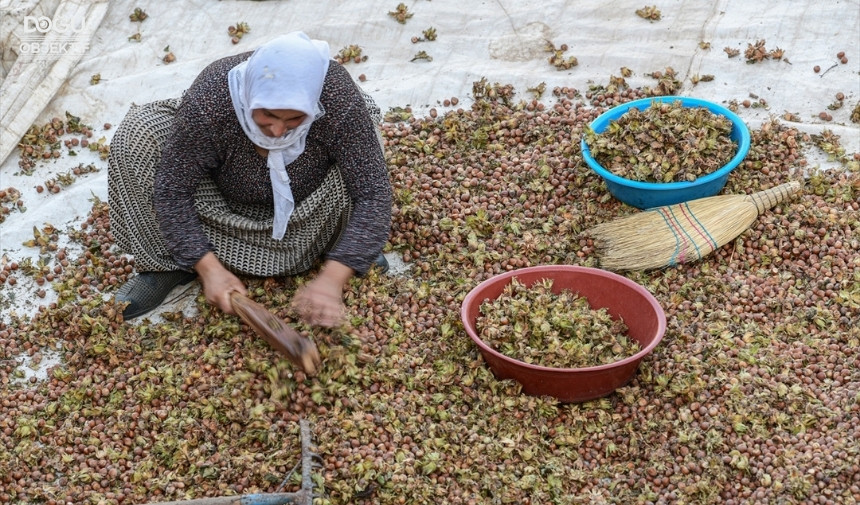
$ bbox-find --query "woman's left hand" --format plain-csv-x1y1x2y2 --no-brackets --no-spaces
292,260,353,327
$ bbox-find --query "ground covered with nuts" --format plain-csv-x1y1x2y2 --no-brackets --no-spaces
1,80,858,505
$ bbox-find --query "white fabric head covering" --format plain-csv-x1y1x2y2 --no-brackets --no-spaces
228,31,331,240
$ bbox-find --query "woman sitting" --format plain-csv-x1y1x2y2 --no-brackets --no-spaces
108,31,392,327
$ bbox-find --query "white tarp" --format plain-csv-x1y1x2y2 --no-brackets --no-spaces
1,0,858,319
0,0,108,166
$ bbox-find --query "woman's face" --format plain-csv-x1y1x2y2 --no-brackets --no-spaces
251,108,307,138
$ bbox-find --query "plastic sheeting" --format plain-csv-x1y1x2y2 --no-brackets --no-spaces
0,0,108,165
0,0,858,319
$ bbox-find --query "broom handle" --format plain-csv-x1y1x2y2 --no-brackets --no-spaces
744,181,801,215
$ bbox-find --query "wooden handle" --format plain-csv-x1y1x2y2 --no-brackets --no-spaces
230,292,321,375
745,180,801,214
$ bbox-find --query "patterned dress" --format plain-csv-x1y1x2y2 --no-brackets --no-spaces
108,53,391,277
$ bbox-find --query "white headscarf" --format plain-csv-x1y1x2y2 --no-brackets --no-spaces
228,31,331,240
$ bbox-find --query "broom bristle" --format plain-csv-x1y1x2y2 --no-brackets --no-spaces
588,181,801,271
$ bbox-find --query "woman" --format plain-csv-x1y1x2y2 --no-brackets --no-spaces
108,31,392,327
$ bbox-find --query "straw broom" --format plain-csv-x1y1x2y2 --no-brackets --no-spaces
586,181,802,271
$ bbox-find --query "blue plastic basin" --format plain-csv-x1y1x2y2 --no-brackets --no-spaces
581,96,751,209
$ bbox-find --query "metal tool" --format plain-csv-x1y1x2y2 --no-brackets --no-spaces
141,420,320,505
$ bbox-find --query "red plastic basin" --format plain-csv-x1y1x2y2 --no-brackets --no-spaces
461,265,667,403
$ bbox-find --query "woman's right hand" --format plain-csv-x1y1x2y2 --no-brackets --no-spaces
194,252,247,315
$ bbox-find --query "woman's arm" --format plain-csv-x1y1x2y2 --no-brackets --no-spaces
291,259,354,327
318,64,393,275
195,251,247,315
154,94,250,315
289,68,391,328
153,99,221,271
